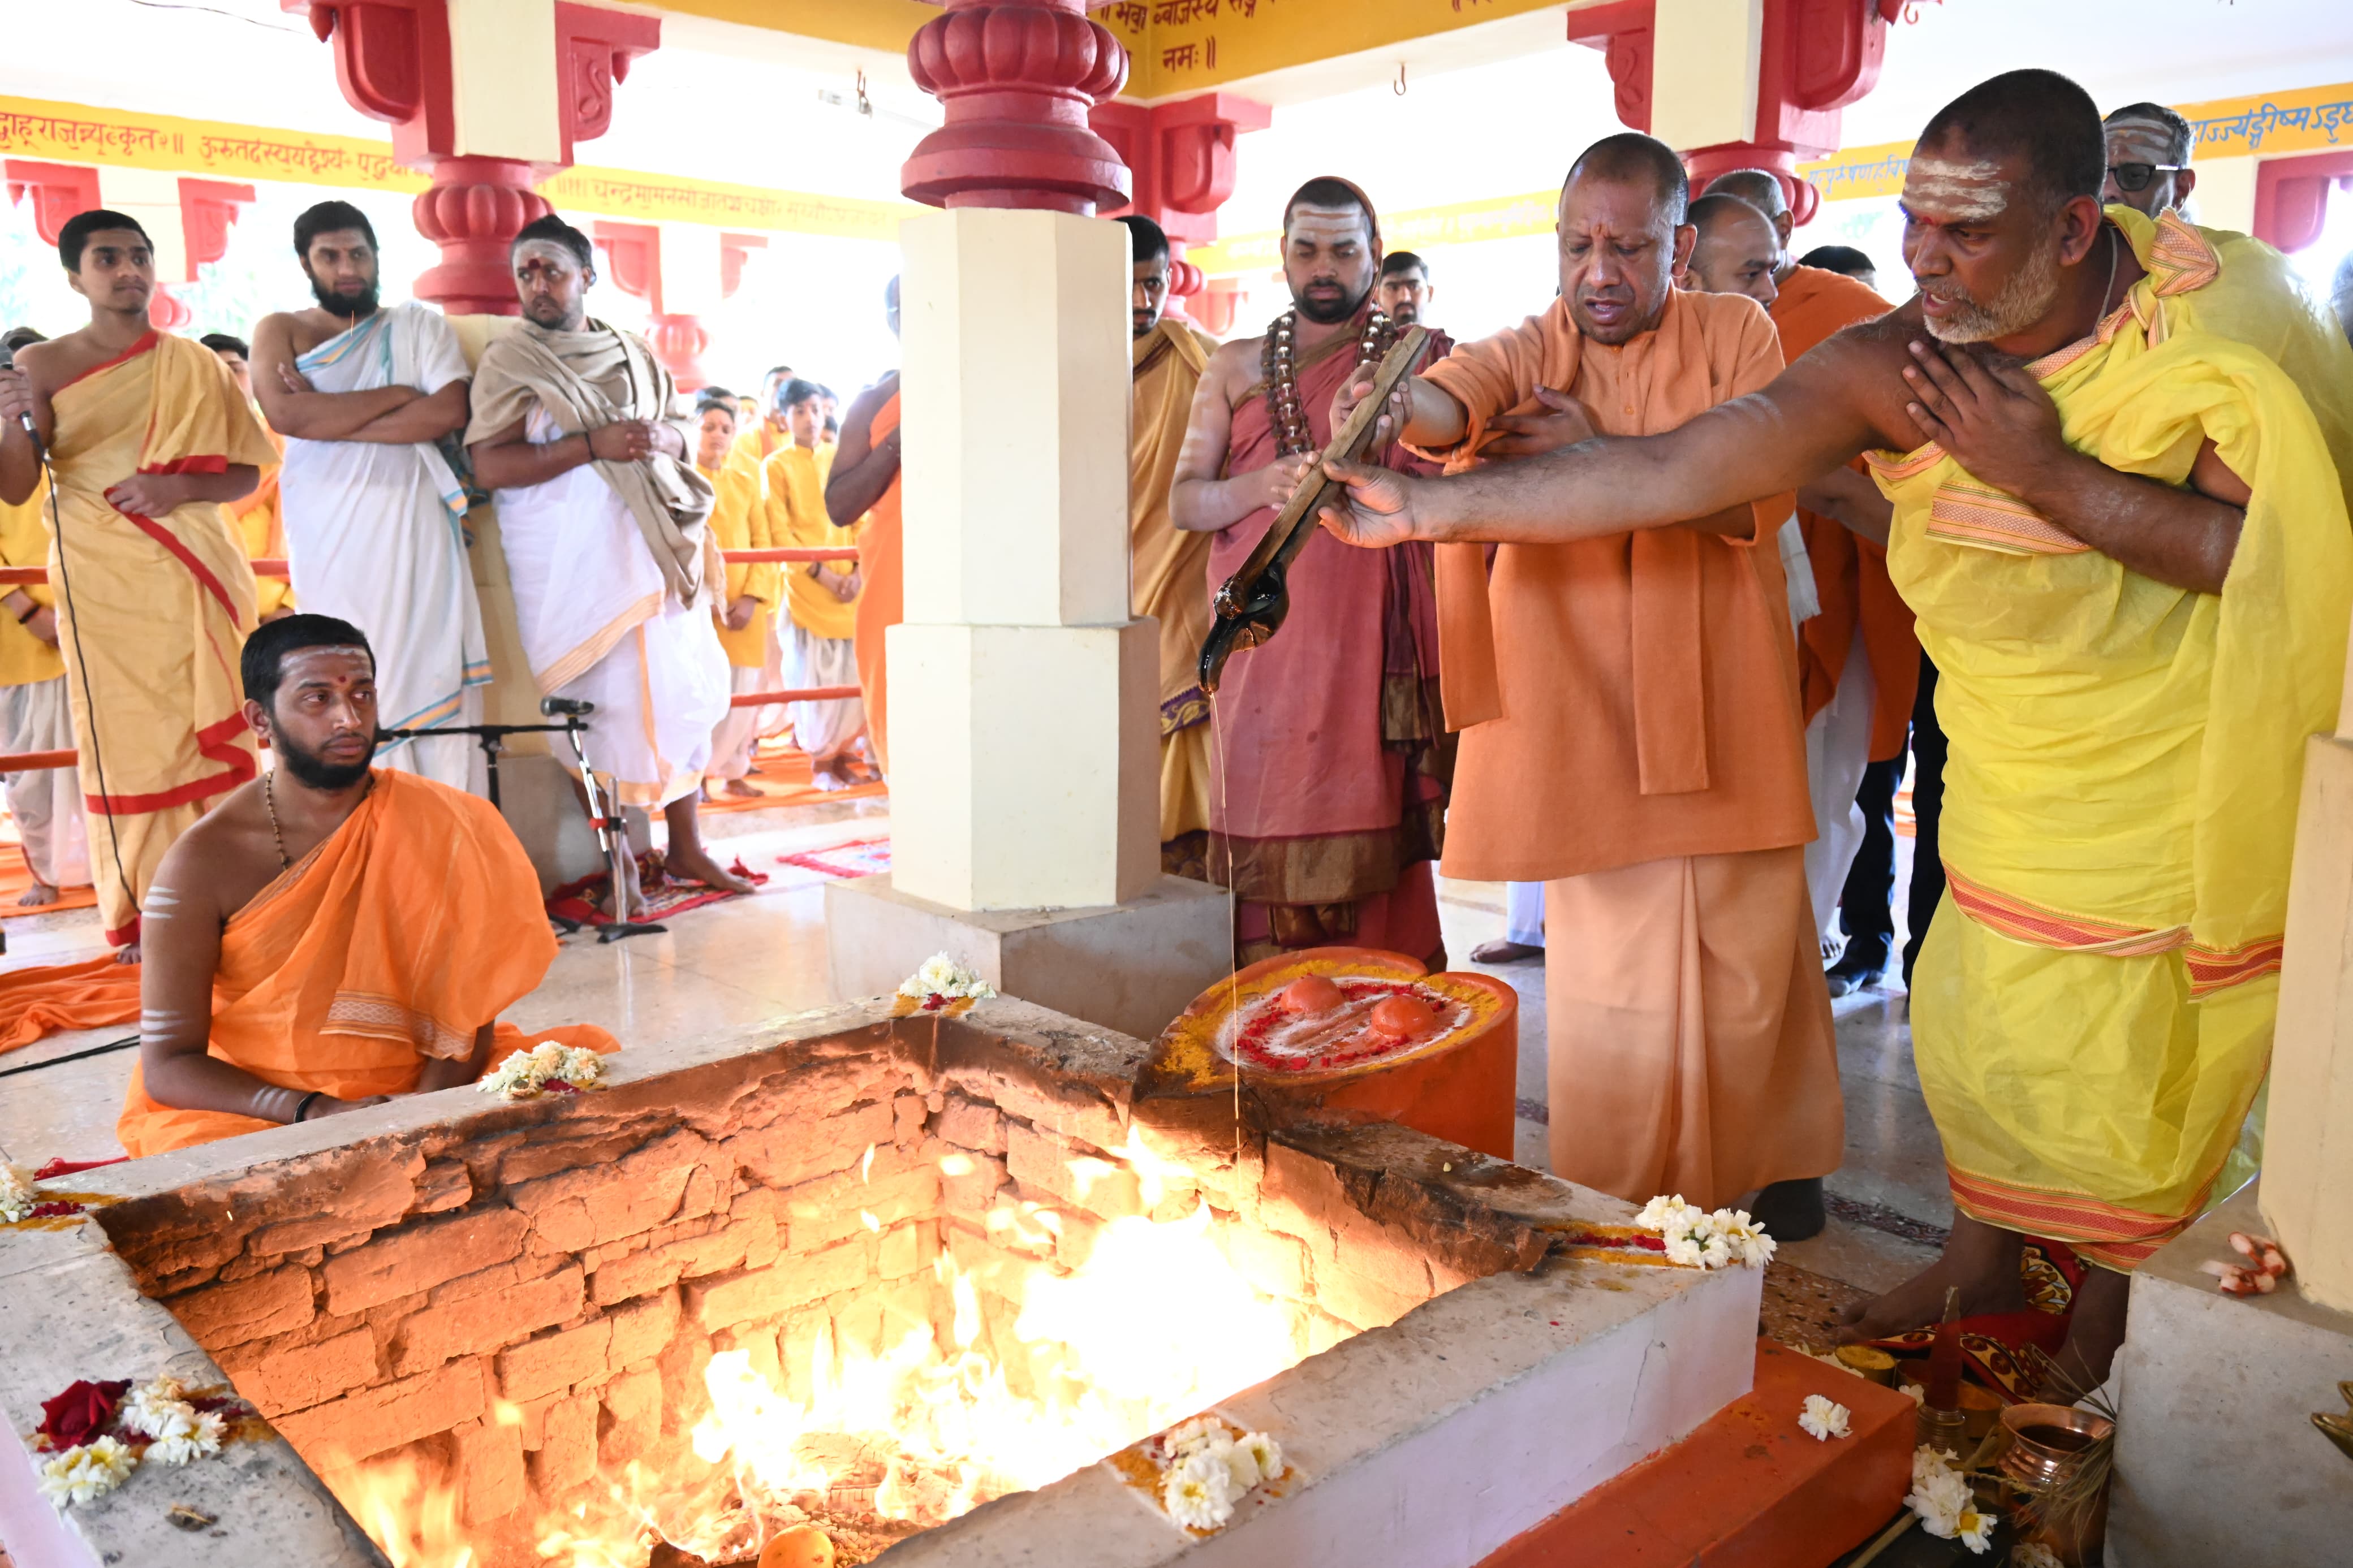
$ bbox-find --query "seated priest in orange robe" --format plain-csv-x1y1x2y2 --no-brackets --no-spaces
1333,136,1843,1229
119,614,613,1156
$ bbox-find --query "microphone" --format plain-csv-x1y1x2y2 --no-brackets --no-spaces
0,345,33,439
540,697,596,718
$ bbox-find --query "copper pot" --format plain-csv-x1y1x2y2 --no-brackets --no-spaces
1998,1402,2114,1566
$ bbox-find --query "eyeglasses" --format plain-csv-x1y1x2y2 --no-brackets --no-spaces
2107,162,2188,193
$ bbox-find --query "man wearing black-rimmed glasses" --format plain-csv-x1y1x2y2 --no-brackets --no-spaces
2101,101,2195,217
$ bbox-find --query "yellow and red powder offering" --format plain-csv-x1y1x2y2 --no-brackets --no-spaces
1139,948,1518,1159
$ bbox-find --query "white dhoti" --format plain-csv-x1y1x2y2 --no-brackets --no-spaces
707,665,766,782
497,412,730,811
1504,880,1545,948
1803,634,1875,947
1,675,90,888
782,620,864,762
279,303,489,796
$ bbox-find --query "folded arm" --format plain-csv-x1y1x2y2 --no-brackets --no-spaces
826,375,901,526
338,378,471,446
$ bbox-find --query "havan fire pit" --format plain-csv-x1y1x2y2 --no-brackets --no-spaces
0,996,1761,1567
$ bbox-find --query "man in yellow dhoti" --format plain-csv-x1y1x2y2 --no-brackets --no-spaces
1118,215,1221,877
695,392,780,798
0,406,89,909
765,378,865,787
0,211,275,960
203,333,295,623
120,615,614,1155
1318,70,2353,1386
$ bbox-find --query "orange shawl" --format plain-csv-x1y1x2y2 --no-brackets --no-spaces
1769,266,1917,756
118,771,613,1155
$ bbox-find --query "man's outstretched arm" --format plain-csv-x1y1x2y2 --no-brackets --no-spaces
1317,341,1883,548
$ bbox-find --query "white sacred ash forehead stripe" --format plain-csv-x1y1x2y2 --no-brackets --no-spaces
1904,157,2011,221
515,238,581,269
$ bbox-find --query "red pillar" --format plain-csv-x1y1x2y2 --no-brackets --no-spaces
1567,0,1901,225
290,0,657,314
1093,92,1271,316
902,0,1131,215
588,222,767,392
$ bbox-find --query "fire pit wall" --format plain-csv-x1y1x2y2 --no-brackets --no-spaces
88,1000,1550,1553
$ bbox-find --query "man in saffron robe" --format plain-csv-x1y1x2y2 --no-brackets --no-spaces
769,378,865,787
1119,215,1222,878
1339,139,1841,1230
467,214,749,897
253,201,486,793
829,278,902,775
1320,72,2353,1386
120,615,614,1156
202,333,296,623
1693,179,1911,978
696,393,780,798
0,210,275,960
1170,178,1453,966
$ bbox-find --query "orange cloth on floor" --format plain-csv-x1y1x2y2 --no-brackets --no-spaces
851,391,902,772
46,331,273,948
1769,266,1916,757
0,956,139,1053
1420,290,1811,882
232,423,293,618
117,770,615,1156
1544,846,1841,1209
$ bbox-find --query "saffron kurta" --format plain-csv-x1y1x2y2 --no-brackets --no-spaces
1207,305,1453,966
852,392,903,774
117,770,616,1155
48,332,273,948
1130,318,1221,869
1420,290,1840,1208
1873,209,2353,1269
0,475,87,892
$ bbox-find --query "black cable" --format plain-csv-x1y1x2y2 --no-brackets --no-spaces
0,1035,140,1079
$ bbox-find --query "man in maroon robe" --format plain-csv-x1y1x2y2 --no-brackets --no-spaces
1169,178,1454,964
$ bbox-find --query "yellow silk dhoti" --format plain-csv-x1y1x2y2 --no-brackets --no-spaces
1543,845,1843,1211
1130,320,1220,871
47,332,273,947
1873,209,2353,1269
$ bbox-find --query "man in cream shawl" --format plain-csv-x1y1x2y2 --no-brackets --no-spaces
466,214,749,898
253,201,488,793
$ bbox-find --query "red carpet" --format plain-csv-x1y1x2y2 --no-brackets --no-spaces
778,836,891,879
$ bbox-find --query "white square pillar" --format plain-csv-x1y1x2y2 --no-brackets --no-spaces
888,206,1159,913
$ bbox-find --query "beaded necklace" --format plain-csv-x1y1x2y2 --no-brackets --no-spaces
1260,305,1398,457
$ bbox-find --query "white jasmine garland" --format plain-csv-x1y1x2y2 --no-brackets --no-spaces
1162,1453,1235,1531
1798,1394,1851,1441
0,1163,38,1223
119,1375,225,1465
1711,1208,1777,1268
1635,1195,1774,1269
145,1409,226,1466
1906,1445,1980,1544
1232,1430,1282,1490
1153,1418,1283,1532
1635,1193,1701,1232
38,1436,136,1507
899,952,995,1003
476,1040,606,1099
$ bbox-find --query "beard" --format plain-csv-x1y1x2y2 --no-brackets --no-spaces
309,272,380,320
274,729,376,791
1292,277,1369,326
1386,301,1418,324
1920,235,2062,344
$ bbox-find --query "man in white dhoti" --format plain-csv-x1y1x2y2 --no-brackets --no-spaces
0,436,90,906
251,201,487,793
465,214,750,897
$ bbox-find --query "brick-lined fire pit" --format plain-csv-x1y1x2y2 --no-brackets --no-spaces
0,997,1760,1567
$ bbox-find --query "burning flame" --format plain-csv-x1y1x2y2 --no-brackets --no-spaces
327,1131,1305,1566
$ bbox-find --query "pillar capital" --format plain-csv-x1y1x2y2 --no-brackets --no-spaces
5,162,254,331
903,0,1132,216
1568,0,1896,226
588,219,766,391
1091,90,1268,312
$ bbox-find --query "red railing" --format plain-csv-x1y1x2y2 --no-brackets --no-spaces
0,550,870,771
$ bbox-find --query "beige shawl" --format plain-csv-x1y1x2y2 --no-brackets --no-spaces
467,318,714,602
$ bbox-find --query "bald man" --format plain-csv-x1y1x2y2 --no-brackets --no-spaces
1336,135,1842,1233
1703,170,1917,989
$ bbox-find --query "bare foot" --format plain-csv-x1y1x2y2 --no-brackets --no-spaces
722,779,764,800
1836,1213,2027,1344
665,842,755,895
1471,939,1544,965
114,942,141,965
2043,1266,2130,1394
16,878,58,908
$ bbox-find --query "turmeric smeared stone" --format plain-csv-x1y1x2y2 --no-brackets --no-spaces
1138,948,1518,1159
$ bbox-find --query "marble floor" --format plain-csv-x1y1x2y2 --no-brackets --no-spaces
0,796,1942,1316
